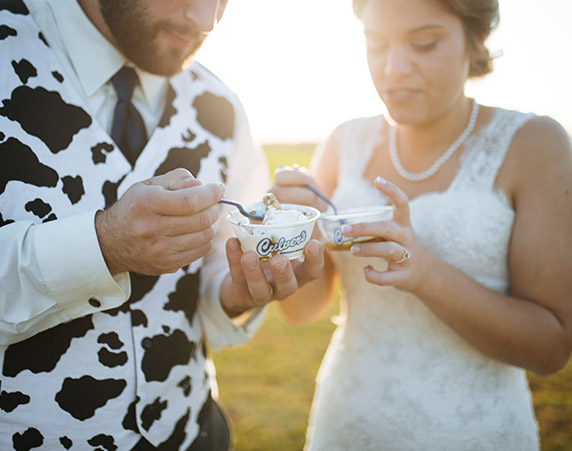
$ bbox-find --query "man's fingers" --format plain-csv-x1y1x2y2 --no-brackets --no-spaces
167,227,216,253
292,240,324,286
150,182,226,216
133,228,216,268
146,168,198,189
241,252,273,303
137,240,214,275
159,204,221,236
270,255,297,299
226,239,324,305
140,168,226,215
168,242,214,273
226,238,248,288
131,204,221,242
168,175,202,191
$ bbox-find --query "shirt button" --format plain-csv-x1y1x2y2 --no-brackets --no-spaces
88,297,102,308
142,337,153,349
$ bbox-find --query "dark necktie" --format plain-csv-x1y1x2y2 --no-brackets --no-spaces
110,66,148,165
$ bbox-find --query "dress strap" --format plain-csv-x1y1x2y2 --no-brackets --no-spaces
334,115,384,183
451,108,535,192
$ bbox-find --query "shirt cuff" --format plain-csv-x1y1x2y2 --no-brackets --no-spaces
34,210,130,321
199,269,267,351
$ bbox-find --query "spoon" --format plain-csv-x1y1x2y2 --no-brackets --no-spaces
221,187,336,222
304,183,338,215
219,199,265,222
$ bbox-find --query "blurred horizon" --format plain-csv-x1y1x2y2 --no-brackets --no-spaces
196,0,572,145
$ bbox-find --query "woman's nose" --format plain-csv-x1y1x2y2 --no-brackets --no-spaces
184,0,222,33
384,45,413,76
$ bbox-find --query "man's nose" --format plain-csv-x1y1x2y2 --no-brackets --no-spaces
184,0,222,33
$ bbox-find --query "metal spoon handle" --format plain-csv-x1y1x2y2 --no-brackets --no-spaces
304,183,337,215
219,199,264,221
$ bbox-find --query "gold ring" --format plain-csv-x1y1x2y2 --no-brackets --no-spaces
395,249,411,264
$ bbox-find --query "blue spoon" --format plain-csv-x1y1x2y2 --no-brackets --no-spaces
304,183,338,215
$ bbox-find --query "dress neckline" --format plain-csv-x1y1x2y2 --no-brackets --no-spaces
357,107,502,204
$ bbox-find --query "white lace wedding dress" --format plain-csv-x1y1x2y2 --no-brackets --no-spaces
305,108,540,451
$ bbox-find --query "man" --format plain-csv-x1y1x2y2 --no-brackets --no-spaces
0,0,324,449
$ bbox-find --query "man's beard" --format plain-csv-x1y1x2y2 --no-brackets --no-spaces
99,0,206,76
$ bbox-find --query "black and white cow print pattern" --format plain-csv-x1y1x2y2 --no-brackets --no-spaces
0,1,238,448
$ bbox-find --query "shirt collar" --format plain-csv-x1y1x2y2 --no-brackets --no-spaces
49,0,167,107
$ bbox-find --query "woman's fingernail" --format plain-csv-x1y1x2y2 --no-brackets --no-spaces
375,176,387,185
350,245,360,254
341,225,352,234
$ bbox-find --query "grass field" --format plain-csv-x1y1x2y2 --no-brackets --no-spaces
212,143,572,451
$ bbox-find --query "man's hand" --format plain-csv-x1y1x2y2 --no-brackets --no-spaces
219,237,325,317
96,168,225,275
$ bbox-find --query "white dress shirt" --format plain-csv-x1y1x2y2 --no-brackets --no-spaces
0,0,269,352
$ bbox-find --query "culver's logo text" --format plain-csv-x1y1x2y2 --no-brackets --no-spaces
256,230,307,257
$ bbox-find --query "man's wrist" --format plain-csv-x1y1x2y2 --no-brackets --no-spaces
219,275,252,318
95,209,123,275
220,297,250,319
231,308,264,328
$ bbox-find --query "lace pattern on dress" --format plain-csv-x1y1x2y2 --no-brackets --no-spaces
453,108,535,193
305,109,540,451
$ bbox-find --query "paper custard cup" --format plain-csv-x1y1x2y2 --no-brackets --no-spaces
226,203,320,260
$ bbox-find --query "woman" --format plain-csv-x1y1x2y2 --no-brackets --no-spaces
271,0,572,449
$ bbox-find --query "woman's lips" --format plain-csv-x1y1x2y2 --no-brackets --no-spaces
383,88,420,104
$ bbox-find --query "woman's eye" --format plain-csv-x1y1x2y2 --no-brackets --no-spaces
412,42,437,52
366,41,388,53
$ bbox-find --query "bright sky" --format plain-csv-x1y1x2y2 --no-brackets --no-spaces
196,0,572,144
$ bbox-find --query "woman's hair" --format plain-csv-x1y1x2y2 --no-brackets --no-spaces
352,0,499,78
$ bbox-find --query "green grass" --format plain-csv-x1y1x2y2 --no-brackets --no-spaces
213,304,337,451
262,142,316,177
529,369,572,450
212,143,572,451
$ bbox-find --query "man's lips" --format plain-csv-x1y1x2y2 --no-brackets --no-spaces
161,27,196,49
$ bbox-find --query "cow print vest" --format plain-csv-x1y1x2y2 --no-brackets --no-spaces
0,2,237,449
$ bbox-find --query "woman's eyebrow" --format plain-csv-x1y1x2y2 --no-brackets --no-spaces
407,24,446,34
365,24,445,38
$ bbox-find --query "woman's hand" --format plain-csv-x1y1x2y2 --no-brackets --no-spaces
271,165,330,212
343,176,433,294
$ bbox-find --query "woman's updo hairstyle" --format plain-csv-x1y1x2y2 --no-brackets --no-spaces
352,0,499,78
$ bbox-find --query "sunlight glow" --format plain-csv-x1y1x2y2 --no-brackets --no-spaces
197,0,572,144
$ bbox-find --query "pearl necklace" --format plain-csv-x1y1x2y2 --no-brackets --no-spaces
389,101,479,182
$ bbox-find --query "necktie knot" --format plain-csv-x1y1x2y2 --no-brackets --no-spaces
110,66,147,165
112,66,139,103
